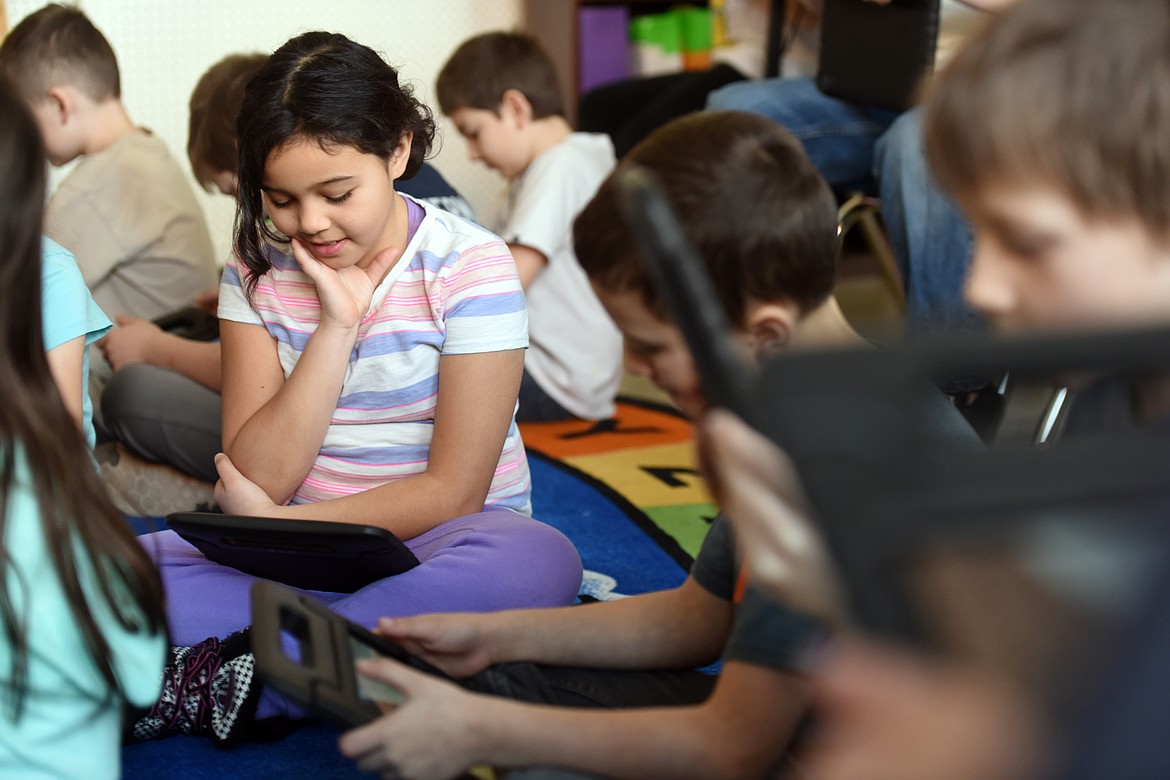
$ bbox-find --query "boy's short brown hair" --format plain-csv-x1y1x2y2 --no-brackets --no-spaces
925,0,1170,238
0,4,120,103
435,31,563,119
187,53,267,191
574,110,839,325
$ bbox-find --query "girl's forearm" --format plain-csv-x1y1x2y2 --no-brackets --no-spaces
226,321,359,503
277,470,486,537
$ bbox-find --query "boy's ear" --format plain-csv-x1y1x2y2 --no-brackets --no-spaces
499,88,533,126
742,301,796,362
44,86,75,127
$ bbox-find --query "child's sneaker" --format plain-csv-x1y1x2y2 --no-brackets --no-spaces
131,628,260,746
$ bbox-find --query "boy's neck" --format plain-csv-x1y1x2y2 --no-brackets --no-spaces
522,115,573,171
80,98,141,155
789,297,868,351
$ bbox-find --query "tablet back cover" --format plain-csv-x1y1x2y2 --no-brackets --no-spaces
816,0,941,111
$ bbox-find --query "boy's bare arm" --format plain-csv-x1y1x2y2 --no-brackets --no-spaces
479,661,808,779
99,315,222,392
379,575,735,674
492,577,733,670
341,658,808,780
954,0,1017,9
507,243,548,290
152,336,222,392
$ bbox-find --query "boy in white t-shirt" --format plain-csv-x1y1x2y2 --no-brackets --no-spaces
437,32,623,422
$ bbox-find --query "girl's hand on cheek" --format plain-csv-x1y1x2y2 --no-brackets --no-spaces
292,239,397,330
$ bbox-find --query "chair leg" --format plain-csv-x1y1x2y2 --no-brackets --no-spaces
837,193,907,313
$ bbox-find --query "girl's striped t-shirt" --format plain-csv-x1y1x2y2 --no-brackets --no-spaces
218,195,532,515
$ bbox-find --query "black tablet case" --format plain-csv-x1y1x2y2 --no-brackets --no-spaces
167,512,420,592
251,580,452,728
152,305,220,341
816,0,941,111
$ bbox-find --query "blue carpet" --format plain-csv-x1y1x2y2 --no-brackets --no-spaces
122,453,691,778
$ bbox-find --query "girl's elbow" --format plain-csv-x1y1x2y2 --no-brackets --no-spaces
447,490,492,520
428,473,492,519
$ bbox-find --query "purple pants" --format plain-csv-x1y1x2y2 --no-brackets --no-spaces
142,507,582,645
142,507,582,720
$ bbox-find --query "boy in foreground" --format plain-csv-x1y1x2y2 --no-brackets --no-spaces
338,110,975,780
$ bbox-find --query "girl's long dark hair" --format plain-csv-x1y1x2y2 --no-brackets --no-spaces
233,32,436,299
0,77,166,719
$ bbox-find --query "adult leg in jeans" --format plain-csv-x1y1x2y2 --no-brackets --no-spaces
705,76,900,192
875,110,995,398
873,108,983,342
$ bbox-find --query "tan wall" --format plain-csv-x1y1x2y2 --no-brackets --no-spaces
6,0,524,262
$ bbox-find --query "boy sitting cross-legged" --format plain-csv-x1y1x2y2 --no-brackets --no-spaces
0,3,217,457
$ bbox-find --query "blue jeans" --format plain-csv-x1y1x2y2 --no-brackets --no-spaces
708,76,898,192
874,109,983,341
707,78,983,350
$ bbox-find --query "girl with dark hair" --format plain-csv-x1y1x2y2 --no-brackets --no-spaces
131,32,581,743
0,77,166,777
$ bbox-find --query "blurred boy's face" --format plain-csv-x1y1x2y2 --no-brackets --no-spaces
211,169,239,198
449,105,528,180
595,286,708,419
963,181,1170,333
